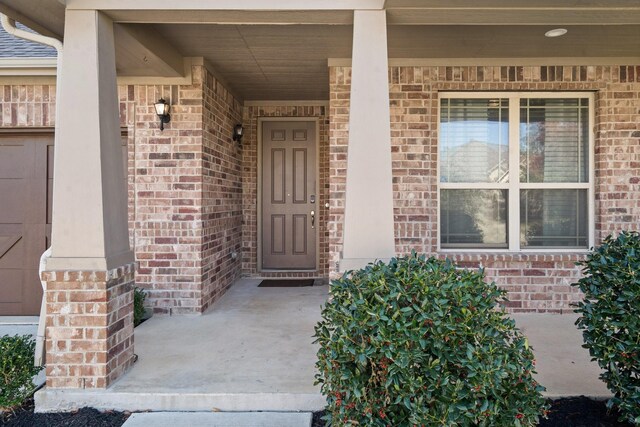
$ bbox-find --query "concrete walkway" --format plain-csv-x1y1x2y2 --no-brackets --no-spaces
122,412,312,427
35,280,610,414
513,313,610,399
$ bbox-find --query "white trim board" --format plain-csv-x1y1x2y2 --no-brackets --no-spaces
0,316,39,325
244,100,329,107
328,57,640,67
436,91,595,253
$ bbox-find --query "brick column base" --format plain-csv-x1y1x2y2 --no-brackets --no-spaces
42,263,135,389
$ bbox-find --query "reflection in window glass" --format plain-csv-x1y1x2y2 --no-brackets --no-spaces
440,98,509,183
520,98,589,183
520,189,588,248
441,189,508,248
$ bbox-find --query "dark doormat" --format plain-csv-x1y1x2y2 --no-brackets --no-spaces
258,279,315,287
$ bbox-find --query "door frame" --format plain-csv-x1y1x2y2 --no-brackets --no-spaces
257,116,320,272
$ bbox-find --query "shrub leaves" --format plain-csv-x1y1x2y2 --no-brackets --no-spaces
573,231,640,425
314,253,548,426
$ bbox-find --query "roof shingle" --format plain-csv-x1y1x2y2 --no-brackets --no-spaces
0,22,57,58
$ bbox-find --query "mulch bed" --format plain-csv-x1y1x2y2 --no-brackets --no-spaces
2,396,633,427
312,397,634,427
0,398,129,427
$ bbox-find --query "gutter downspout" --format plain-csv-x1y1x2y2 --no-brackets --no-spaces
0,14,62,368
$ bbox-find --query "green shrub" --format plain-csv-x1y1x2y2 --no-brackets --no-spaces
0,334,43,410
133,287,147,327
573,231,640,425
315,253,548,426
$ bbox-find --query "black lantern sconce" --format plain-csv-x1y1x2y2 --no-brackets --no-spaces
232,124,244,145
154,98,171,131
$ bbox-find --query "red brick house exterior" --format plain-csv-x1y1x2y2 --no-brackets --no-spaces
1,1,639,392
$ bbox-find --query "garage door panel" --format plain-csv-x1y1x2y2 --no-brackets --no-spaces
0,236,23,267
0,181,25,223
0,270,24,303
0,133,53,316
47,145,54,225
47,145,54,179
23,269,43,314
0,303,23,316
0,145,25,178
0,235,21,258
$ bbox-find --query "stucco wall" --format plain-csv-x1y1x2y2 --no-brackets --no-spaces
329,64,640,312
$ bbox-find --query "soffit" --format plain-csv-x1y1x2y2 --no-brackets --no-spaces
387,25,640,59
152,24,353,101
150,23,640,100
0,0,65,38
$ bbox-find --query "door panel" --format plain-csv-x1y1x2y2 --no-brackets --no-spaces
271,148,286,204
262,121,316,270
292,148,308,204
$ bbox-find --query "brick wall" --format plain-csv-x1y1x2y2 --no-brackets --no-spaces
1,64,244,315
125,72,207,314
0,84,56,126
330,65,640,312
242,104,330,279
42,264,135,389
130,66,243,314
201,69,243,310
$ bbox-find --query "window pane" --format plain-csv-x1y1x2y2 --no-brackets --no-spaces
520,189,588,248
441,189,508,248
520,98,589,183
440,98,509,183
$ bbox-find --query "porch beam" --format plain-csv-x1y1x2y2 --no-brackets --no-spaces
64,0,640,25
47,9,133,271
64,10,355,25
65,0,385,11
340,10,395,272
385,0,640,8
386,9,640,25
114,24,185,77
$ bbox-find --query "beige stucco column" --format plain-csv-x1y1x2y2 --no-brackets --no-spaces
42,9,135,389
47,9,132,271
340,10,395,271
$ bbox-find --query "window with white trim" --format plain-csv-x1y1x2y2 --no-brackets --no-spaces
438,93,593,251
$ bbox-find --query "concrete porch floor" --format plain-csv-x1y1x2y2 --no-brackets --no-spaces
34,279,610,413
36,278,329,412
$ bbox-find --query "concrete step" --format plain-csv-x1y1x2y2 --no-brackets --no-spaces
35,389,325,413
121,412,313,427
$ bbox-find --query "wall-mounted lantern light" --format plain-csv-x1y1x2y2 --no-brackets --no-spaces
232,124,244,144
154,98,171,131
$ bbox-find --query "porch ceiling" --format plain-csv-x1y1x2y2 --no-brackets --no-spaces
1,0,640,101
152,24,353,101
151,23,640,101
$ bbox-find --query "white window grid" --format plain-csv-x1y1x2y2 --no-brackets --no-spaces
437,91,596,253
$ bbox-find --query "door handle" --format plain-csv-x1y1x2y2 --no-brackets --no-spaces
311,210,315,229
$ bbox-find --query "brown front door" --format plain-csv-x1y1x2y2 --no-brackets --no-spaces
262,121,317,270
0,133,53,315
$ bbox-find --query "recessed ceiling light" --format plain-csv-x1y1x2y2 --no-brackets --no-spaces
545,28,568,38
